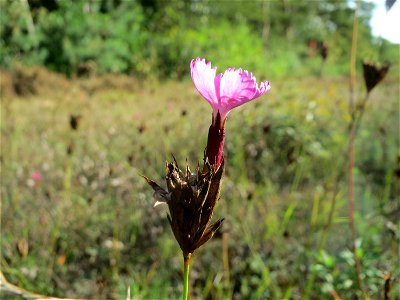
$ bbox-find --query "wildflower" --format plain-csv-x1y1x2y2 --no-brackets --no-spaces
190,58,270,168
191,58,270,122
144,58,270,300
31,171,42,183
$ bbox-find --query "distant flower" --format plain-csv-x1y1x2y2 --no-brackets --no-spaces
191,58,270,168
132,112,141,120
31,171,42,183
190,58,270,121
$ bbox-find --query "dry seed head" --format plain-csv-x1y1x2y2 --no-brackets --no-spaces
143,157,224,257
362,60,390,93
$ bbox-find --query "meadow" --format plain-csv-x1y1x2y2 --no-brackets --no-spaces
0,63,399,299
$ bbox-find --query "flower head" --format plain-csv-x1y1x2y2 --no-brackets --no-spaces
31,171,42,183
190,58,270,121
191,58,270,169
143,158,224,258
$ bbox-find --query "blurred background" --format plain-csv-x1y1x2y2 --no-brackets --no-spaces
1,0,398,78
1,0,399,299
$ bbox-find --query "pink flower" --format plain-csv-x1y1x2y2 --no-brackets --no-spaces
31,171,42,183
190,58,270,169
190,58,270,121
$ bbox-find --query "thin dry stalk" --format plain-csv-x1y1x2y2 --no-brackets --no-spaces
347,3,368,298
329,287,342,300
348,121,366,296
0,271,78,300
313,4,372,298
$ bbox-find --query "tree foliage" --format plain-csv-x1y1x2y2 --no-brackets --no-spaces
0,0,397,78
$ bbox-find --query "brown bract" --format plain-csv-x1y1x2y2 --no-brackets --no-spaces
143,158,224,258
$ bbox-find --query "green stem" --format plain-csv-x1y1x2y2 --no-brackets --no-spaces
183,253,191,300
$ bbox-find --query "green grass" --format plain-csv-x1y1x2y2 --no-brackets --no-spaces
1,67,399,299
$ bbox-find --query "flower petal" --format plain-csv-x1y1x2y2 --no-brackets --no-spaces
218,68,270,118
190,58,219,109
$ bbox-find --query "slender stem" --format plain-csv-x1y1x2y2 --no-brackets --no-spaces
349,1,358,118
348,3,369,298
183,253,191,300
347,123,359,278
348,108,371,300
317,92,370,252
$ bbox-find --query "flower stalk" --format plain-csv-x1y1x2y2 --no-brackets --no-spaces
183,254,191,300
